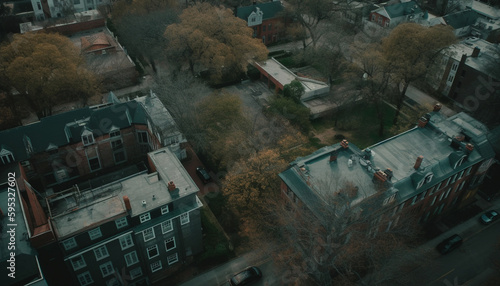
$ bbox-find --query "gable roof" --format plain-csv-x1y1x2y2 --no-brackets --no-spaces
236,1,283,21
443,9,479,29
0,101,148,163
376,1,423,19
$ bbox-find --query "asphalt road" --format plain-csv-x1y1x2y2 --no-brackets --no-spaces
179,252,280,286
401,218,500,286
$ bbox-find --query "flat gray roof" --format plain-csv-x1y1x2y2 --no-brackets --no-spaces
50,147,199,238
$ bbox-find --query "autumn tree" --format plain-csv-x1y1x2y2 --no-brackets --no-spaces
380,23,456,124
0,32,99,118
164,3,268,82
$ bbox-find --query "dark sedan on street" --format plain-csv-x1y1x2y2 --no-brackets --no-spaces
229,266,262,286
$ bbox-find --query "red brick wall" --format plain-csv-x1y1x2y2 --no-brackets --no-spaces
44,18,105,35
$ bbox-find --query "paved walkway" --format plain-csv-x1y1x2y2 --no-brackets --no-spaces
405,85,456,117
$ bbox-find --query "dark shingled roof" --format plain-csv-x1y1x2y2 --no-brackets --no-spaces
236,1,283,21
0,101,148,163
443,9,479,29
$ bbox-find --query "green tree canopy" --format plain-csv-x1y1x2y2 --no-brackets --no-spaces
0,32,98,118
283,79,305,103
164,3,268,82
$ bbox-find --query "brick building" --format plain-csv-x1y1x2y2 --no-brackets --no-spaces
369,1,424,28
236,0,286,45
279,109,496,232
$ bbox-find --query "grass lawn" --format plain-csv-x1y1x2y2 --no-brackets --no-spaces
311,102,400,149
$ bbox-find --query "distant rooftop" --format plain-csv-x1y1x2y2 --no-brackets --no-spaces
236,1,284,20
443,37,499,77
469,0,500,20
49,147,199,238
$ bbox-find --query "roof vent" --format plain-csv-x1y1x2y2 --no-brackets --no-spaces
433,103,442,112
465,143,474,153
418,117,428,128
142,200,146,207
168,181,176,191
341,139,349,149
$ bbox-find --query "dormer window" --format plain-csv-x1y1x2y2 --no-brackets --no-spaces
251,17,256,22
109,129,120,138
82,130,94,146
417,173,433,189
0,149,15,165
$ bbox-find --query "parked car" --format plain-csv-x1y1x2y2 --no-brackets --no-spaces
436,234,463,255
480,210,499,225
196,166,211,184
229,266,262,286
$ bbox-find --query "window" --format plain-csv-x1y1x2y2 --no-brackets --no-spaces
445,178,451,187
111,139,126,164
167,253,179,265
115,217,128,229
137,131,149,144
411,195,418,205
130,267,142,280
161,220,173,234
371,14,375,21
251,16,256,22
430,196,437,206
88,227,102,240
140,213,151,223
77,272,93,286
420,190,428,201
37,2,41,10
147,245,159,259
0,150,15,165
143,227,155,242
161,205,169,214
86,148,101,172
100,261,114,277
62,237,77,250
451,173,458,183
111,139,123,150
439,191,445,201
82,130,95,146
458,170,465,179
466,166,472,176
455,156,466,169
151,260,162,272
180,213,190,225
124,251,139,266
425,174,433,183
109,130,120,138
71,255,87,271
165,237,176,251
262,36,265,43
385,20,390,27
452,62,458,71
444,187,452,199
119,233,134,250
94,245,109,261
448,75,454,82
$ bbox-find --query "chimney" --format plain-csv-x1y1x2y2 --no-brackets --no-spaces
373,170,388,182
455,134,465,141
384,168,393,181
341,139,349,149
472,47,480,58
168,181,176,191
123,196,132,211
142,200,147,207
414,155,424,170
433,103,442,112
329,151,338,162
465,143,474,153
418,117,428,128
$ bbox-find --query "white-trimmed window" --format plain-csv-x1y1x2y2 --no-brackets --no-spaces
137,131,149,144
71,255,87,271
167,253,179,265
88,227,102,240
439,191,445,201
140,213,151,223
420,190,428,201
411,195,418,205
451,173,458,183
77,271,93,286
109,129,120,138
130,267,142,280
115,217,128,229
94,245,109,261
62,237,77,250
82,130,95,146
124,251,139,267
445,177,451,187
143,227,155,242
180,213,190,225
111,139,126,164
0,150,15,165
455,156,466,169
458,170,465,179
86,148,101,172
119,233,134,250
147,245,159,259
161,220,173,234
161,205,169,214
444,188,452,199
100,261,115,277
151,260,162,272
165,237,176,251
430,196,437,206
466,166,472,176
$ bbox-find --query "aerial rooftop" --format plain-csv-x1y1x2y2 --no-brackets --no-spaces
49,147,199,238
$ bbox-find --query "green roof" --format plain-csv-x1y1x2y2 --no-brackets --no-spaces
443,9,479,29
236,1,283,21
0,101,148,163
385,1,422,19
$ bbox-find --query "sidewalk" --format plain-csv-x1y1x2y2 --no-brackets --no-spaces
405,85,456,117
